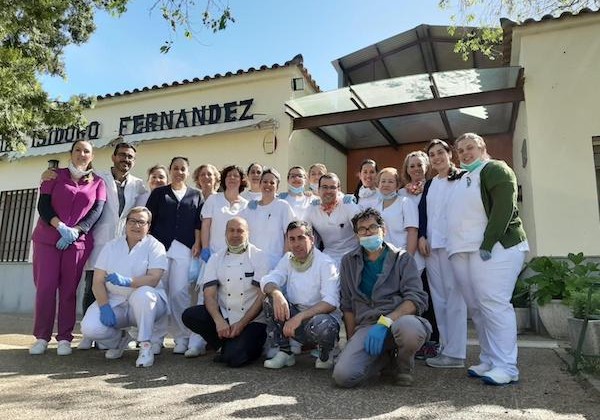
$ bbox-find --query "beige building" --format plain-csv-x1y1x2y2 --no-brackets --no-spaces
0,55,345,313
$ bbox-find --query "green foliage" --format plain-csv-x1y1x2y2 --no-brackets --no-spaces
512,277,530,308
0,1,234,151
526,252,600,306
439,0,600,60
569,286,600,319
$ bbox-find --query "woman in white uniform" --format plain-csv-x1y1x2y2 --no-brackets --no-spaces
193,163,220,201
417,139,468,369
374,167,418,254
241,162,263,201
241,168,295,269
447,133,528,386
201,165,249,257
308,163,327,196
278,166,312,221
354,159,379,210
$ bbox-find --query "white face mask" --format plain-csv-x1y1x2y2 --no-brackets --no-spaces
68,161,93,179
358,185,377,198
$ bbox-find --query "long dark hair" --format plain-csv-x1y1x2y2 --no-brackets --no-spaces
353,159,378,200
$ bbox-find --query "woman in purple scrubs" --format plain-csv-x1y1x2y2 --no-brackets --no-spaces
30,140,106,356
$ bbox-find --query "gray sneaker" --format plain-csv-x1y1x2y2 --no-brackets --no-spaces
425,355,465,368
105,331,131,360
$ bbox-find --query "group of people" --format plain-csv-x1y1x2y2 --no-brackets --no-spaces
28,131,527,387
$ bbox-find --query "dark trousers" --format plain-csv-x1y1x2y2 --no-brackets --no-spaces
82,270,95,315
182,305,266,367
421,270,439,343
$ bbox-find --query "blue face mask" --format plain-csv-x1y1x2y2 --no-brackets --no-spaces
379,191,397,201
289,185,304,195
460,159,484,172
359,234,383,252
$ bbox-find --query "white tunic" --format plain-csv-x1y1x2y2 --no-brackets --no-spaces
305,200,361,266
446,163,489,256
201,192,249,253
95,234,168,304
279,192,312,221
241,190,262,201
88,171,147,268
202,244,269,324
260,249,341,321
398,187,422,208
240,199,295,269
357,189,380,211
375,195,418,249
425,176,458,250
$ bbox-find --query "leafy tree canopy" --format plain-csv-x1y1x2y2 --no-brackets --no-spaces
439,0,600,60
0,0,233,153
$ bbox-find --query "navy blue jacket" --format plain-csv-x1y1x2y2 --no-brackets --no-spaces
146,185,202,250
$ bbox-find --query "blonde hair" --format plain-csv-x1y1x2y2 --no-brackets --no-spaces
401,151,429,184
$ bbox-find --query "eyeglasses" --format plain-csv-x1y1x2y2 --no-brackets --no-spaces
319,185,339,191
127,218,149,227
356,224,381,235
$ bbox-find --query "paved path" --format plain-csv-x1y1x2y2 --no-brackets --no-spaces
0,314,598,419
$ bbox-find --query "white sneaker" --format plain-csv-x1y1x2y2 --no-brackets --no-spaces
467,362,492,378
265,346,280,359
315,356,334,369
184,345,207,358
264,351,295,369
105,332,131,360
77,337,93,350
173,342,188,354
29,339,48,355
151,342,163,355
481,367,519,385
136,342,154,367
57,340,72,356
426,355,465,368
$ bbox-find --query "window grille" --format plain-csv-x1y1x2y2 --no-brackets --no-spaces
0,188,38,262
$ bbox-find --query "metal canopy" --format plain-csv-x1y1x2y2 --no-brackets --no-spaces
285,66,524,153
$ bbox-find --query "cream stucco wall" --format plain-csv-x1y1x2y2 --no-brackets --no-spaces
511,14,600,257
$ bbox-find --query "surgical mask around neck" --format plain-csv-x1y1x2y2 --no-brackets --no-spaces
289,185,304,195
460,159,484,172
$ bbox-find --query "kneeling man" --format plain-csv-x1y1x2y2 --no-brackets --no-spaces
261,220,341,369
333,208,431,387
182,217,270,367
81,206,168,367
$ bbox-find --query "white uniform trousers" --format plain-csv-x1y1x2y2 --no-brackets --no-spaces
166,241,193,346
81,286,167,347
450,243,525,376
425,247,467,359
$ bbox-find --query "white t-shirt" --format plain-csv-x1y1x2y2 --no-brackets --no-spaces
425,176,457,250
240,199,295,269
376,195,418,249
241,190,262,201
305,200,361,267
201,192,249,253
398,187,422,208
260,249,340,321
357,188,379,210
279,192,312,221
95,234,168,304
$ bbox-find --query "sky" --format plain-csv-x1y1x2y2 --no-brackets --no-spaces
40,0,460,99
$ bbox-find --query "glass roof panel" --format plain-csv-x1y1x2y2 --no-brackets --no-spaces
434,67,520,97
379,112,447,144
320,122,388,149
447,103,513,135
286,66,520,118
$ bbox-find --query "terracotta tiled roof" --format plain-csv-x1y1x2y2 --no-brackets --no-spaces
96,54,320,100
501,7,600,64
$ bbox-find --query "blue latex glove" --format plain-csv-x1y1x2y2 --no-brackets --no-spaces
56,237,70,250
200,248,211,263
57,222,79,243
480,249,492,261
343,194,356,204
364,324,389,356
99,304,116,327
188,258,201,284
106,272,132,287
248,200,258,210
